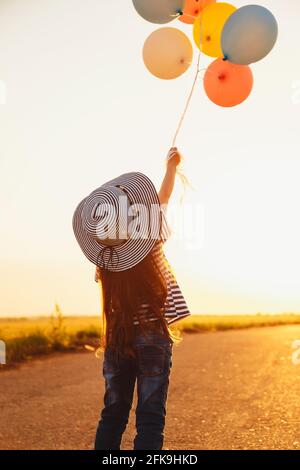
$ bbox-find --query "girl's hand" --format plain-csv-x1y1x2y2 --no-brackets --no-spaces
166,147,182,168
159,148,182,204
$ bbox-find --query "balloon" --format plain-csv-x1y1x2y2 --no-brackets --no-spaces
143,27,193,80
193,3,237,58
221,5,278,65
203,58,253,107
132,0,185,24
179,0,216,25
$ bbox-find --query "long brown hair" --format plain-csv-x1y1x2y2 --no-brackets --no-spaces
96,243,180,358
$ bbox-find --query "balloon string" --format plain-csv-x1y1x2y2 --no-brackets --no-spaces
171,12,203,147
171,51,202,147
169,12,204,199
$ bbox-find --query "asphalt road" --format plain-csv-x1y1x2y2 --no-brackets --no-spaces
1,325,300,450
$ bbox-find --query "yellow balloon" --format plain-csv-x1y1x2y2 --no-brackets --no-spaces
143,27,193,80
193,2,237,58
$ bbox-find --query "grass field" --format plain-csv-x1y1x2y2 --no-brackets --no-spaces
1,311,300,366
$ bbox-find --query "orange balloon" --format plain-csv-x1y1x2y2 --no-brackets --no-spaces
143,28,193,80
179,0,216,25
203,59,254,107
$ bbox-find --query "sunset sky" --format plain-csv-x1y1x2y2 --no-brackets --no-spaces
0,0,299,317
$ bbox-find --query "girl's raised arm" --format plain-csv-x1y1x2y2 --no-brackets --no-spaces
158,147,182,206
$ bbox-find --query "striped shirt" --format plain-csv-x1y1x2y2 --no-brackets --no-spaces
95,206,191,325
133,240,191,325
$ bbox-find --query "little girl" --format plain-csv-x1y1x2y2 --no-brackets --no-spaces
72,148,191,450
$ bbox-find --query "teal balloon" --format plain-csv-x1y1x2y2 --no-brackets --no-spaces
221,5,278,65
132,0,185,24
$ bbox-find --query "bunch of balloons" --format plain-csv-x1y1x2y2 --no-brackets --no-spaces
132,1,278,107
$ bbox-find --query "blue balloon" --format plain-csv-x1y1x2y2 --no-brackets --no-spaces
132,0,185,24
221,5,278,65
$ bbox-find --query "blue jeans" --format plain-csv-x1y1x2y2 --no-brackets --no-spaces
95,325,173,450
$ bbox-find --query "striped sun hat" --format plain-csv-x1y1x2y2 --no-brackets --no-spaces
72,172,162,272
